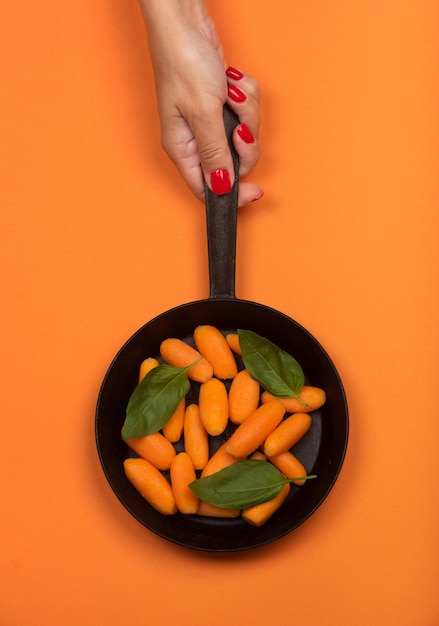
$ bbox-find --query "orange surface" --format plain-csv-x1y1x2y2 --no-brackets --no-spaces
1,1,438,624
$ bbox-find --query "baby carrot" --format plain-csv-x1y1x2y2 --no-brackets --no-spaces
125,432,176,471
170,452,199,514
249,450,267,461
123,457,177,515
162,397,185,443
269,451,308,486
201,442,237,477
193,325,238,379
226,399,285,459
225,333,242,355
196,501,241,518
261,385,326,413
228,369,260,424
138,357,160,383
263,412,312,457
242,483,291,527
160,337,213,383
199,377,229,436
183,403,209,470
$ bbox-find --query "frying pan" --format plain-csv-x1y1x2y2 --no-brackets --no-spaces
95,106,349,552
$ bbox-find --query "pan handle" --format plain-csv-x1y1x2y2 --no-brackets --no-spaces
204,105,240,299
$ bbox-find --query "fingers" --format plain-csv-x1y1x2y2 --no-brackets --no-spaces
181,66,261,201
226,67,261,129
238,182,264,207
163,122,263,207
160,112,206,200
226,66,261,180
159,66,263,206
185,98,236,195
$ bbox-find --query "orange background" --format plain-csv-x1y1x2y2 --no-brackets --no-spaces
1,1,438,624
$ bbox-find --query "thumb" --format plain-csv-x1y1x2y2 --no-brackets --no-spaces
189,102,235,195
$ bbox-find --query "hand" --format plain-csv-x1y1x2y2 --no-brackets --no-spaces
141,1,262,206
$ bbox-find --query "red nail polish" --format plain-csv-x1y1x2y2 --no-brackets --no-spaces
210,169,232,195
228,84,246,103
237,123,255,144
226,66,244,80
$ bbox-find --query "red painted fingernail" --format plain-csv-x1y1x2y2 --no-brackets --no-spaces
237,123,255,144
210,169,232,195
226,66,244,80
228,84,246,103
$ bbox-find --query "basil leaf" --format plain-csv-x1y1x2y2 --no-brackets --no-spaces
238,329,305,399
189,459,316,509
121,363,192,440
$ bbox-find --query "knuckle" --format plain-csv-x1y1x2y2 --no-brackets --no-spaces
239,151,261,177
198,142,228,165
241,75,260,102
160,133,173,157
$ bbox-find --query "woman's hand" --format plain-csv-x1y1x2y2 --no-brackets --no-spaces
140,0,262,206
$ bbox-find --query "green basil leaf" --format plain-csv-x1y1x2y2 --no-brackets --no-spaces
121,363,193,440
238,329,305,399
189,459,316,509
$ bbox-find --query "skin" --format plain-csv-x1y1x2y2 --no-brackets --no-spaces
139,0,262,206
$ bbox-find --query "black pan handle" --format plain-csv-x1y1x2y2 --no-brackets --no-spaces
204,105,240,299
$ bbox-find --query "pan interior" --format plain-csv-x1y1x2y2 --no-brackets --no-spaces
96,298,348,552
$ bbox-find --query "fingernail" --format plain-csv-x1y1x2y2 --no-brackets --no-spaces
226,66,244,80
228,84,246,103
237,123,255,144
252,189,264,202
210,169,232,195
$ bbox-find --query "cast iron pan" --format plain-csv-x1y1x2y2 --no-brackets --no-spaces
95,106,349,552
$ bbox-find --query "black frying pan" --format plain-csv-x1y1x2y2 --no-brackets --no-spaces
95,106,349,552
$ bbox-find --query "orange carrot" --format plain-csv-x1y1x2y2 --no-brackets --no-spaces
193,325,238,379
201,442,237,477
263,412,312,457
162,397,185,442
125,432,176,471
269,451,308,486
123,457,177,515
249,450,267,461
160,337,213,383
228,369,260,424
226,399,285,459
170,452,199,514
199,377,229,436
138,357,160,382
261,385,326,413
225,333,242,355
183,403,209,470
196,501,240,518
242,483,291,526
